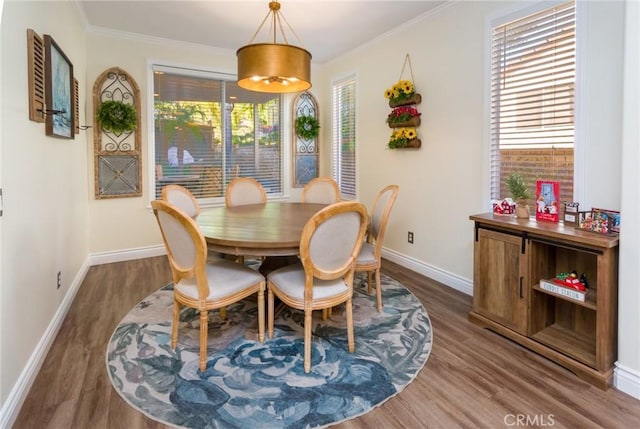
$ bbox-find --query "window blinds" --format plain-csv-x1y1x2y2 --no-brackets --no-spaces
331,77,357,200
490,1,576,201
153,66,282,201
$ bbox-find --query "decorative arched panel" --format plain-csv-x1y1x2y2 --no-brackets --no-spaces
93,67,142,198
292,92,318,188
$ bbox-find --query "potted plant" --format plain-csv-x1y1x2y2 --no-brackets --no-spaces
387,106,421,128
506,172,532,219
295,115,320,140
96,100,137,134
384,80,422,107
388,127,421,149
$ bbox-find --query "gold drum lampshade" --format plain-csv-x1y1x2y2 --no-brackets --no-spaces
236,1,312,93
237,43,311,93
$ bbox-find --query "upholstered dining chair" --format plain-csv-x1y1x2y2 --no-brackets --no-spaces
161,184,200,218
151,199,265,372
301,177,340,204
356,185,399,312
225,177,267,207
266,201,368,373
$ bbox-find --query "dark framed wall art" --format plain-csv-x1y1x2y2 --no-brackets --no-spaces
44,34,74,139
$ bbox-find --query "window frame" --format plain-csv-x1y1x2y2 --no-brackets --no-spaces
484,0,585,210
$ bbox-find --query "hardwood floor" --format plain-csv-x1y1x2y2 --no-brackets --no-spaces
13,257,640,428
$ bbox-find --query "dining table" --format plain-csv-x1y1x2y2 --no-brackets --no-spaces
196,201,327,259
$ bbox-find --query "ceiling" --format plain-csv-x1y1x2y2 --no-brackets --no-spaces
78,1,446,64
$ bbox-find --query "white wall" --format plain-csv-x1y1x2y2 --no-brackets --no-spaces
0,0,89,407
84,31,320,252
617,0,640,398
318,0,636,396
85,32,238,252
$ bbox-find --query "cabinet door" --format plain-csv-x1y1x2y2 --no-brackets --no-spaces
473,228,528,334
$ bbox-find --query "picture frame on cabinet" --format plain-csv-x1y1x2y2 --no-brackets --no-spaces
535,180,560,223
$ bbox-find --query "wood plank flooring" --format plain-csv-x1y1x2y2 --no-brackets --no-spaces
13,257,640,428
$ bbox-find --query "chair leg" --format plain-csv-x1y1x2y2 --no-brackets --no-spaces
346,297,355,353
375,268,383,312
267,286,274,339
199,310,208,372
367,271,373,295
257,285,265,342
304,308,312,373
171,299,180,349
322,308,328,320
220,306,227,320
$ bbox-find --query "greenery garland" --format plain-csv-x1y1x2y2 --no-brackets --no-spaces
295,115,320,140
97,100,137,134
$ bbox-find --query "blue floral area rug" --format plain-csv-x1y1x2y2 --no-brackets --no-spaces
106,272,432,429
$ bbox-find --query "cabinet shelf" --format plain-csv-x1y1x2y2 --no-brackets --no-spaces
530,323,596,367
532,284,597,310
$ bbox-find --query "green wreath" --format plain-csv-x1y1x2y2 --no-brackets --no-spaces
97,100,137,134
295,115,320,140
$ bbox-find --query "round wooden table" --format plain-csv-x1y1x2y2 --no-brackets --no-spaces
196,202,326,257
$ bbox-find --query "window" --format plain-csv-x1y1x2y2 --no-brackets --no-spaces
490,1,576,203
153,65,282,200
331,76,356,200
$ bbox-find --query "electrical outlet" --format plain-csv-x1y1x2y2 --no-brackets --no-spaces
57,271,61,289
408,231,414,244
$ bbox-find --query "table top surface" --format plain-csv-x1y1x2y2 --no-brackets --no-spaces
196,202,326,256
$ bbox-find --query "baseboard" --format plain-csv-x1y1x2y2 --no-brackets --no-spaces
614,362,640,400
0,258,91,429
89,244,166,265
381,247,473,296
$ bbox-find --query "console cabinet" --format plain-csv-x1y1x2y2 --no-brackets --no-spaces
469,213,618,389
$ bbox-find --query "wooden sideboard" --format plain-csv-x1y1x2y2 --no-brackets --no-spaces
469,213,619,389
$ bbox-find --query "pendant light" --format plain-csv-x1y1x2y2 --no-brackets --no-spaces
237,1,311,93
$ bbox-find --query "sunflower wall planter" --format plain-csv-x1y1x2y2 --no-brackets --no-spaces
384,55,422,150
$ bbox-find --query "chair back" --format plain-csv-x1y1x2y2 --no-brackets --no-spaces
300,201,368,281
369,185,399,252
151,200,208,298
225,177,267,207
161,184,200,218
301,177,340,204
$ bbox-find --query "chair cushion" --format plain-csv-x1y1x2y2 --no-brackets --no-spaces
356,242,377,265
268,263,349,300
175,260,264,301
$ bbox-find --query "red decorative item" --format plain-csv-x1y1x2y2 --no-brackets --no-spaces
553,272,587,292
536,180,560,223
493,199,515,215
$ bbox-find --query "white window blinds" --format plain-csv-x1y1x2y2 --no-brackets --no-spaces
331,76,356,200
153,66,282,201
490,1,576,201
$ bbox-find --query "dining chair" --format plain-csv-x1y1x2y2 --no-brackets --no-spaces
161,184,200,218
356,184,399,312
266,201,368,373
225,177,267,207
301,177,340,204
151,199,265,372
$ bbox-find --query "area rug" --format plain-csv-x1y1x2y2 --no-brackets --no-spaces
106,272,432,429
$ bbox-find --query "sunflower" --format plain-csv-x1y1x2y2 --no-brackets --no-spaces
405,128,417,139
384,89,394,99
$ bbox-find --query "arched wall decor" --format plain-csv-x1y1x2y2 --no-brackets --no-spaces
93,67,142,198
292,92,319,188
